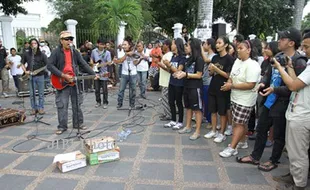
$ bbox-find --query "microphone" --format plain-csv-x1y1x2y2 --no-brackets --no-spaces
69,43,73,50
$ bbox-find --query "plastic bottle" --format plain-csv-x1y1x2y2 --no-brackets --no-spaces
116,129,132,142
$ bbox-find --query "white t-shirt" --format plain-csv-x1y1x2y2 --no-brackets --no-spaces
136,51,149,72
7,54,23,75
230,58,261,107
145,48,152,62
286,64,310,121
159,52,173,87
40,45,51,57
121,56,137,75
117,49,125,58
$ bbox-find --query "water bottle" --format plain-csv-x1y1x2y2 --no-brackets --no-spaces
116,129,131,142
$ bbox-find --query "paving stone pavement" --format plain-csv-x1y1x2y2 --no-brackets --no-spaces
0,87,308,190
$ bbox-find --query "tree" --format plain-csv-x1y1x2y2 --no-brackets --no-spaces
293,0,306,29
302,12,310,30
93,0,144,38
0,0,35,15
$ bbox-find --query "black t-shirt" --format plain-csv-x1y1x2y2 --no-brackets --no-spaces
208,54,234,96
184,56,204,88
169,55,186,86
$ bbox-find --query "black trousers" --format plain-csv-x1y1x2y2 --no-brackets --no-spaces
168,84,183,123
94,80,108,104
248,107,256,132
251,106,286,164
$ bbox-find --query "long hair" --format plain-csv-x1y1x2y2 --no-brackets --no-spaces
206,38,216,53
174,38,185,56
240,40,258,61
186,38,202,67
268,41,280,56
29,38,42,55
251,39,262,56
218,36,230,52
124,36,134,52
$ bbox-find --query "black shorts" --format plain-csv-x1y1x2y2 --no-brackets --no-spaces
183,88,203,111
208,94,230,116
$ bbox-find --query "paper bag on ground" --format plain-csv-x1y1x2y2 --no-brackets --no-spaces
55,151,87,173
84,136,115,153
87,146,120,165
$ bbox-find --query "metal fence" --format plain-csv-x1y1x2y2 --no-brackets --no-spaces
13,27,59,52
76,29,115,47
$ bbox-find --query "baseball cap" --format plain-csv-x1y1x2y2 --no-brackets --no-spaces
59,31,73,39
278,27,302,47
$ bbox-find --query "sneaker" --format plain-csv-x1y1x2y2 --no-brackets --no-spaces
172,122,183,130
214,133,226,143
178,127,192,134
266,140,273,147
164,121,176,128
117,104,122,109
3,92,8,98
189,132,200,140
204,130,218,139
224,125,233,136
95,103,101,108
103,104,108,109
278,183,306,190
237,141,248,149
219,146,238,158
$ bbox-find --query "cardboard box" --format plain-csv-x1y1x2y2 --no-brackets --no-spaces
55,151,87,173
84,136,115,154
87,147,120,165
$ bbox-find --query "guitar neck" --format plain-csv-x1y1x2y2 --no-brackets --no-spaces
75,75,97,80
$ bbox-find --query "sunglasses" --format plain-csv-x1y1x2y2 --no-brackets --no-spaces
62,37,74,41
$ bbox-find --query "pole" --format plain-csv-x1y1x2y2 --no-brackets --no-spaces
236,0,242,34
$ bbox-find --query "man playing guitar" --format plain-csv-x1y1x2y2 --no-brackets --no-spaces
47,31,99,135
91,39,112,109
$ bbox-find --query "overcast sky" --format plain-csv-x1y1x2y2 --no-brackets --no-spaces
23,0,310,28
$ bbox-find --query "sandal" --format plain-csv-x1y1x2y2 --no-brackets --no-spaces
236,155,260,165
258,161,278,172
55,129,67,135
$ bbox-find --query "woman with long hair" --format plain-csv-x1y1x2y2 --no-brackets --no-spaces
204,36,235,143
21,38,48,115
163,38,186,129
219,40,261,157
174,38,204,140
113,36,138,109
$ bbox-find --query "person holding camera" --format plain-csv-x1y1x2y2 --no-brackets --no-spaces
236,28,307,173
271,32,310,190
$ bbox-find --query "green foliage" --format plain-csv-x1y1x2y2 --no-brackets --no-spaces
0,0,35,15
47,0,151,40
302,12,310,31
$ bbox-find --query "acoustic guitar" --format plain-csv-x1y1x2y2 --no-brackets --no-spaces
19,66,47,81
51,71,109,90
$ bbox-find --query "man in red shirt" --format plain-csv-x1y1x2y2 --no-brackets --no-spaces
48,31,98,135
149,40,162,91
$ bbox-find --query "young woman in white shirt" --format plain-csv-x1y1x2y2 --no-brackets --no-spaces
219,40,261,157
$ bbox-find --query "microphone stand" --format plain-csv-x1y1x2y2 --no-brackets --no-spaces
70,45,87,140
25,48,50,126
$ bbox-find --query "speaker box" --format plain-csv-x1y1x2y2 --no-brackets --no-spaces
212,23,226,39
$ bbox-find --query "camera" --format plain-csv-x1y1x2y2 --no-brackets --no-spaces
271,54,289,66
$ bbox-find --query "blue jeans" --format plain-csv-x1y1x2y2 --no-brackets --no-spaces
117,74,137,107
202,85,211,122
137,71,147,97
29,75,45,110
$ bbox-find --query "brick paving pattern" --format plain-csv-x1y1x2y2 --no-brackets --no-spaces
0,87,307,190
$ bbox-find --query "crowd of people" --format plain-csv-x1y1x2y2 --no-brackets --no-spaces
0,26,310,189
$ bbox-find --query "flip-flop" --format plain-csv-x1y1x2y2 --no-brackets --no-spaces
258,161,278,172
55,129,67,135
236,155,260,165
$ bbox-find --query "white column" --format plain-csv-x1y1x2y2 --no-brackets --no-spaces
64,19,78,46
249,34,256,40
172,23,183,39
266,36,273,43
117,21,127,46
0,16,14,49
197,0,213,41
